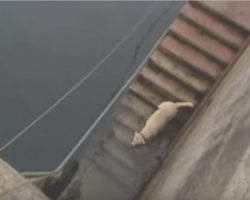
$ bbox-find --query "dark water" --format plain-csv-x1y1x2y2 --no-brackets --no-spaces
0,1,184,172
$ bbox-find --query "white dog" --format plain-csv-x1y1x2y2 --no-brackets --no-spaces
131,101,194,146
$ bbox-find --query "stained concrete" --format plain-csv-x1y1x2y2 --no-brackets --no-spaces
201,1,250,31
0,159,49,200
140,44,250,200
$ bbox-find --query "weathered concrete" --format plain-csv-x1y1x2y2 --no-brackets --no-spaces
140,43,250,200
0,159,49,200
201,1,250,31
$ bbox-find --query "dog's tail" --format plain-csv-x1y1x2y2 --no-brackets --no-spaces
175,102,194,108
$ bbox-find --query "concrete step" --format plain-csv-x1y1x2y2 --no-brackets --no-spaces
120,92,155,120
196,1,250,33
94,147,138,188
102,137,146,175
112,122,133,145
181,3,246,49
140,66,197,103
102,136,169,175
150,50,211,94
160,35,222,79
114,104,145,132
79,162,131,200
170,17,236,64
129,80,165,108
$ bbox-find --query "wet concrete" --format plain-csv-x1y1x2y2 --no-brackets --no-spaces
140,44,250,200
0,2,185,172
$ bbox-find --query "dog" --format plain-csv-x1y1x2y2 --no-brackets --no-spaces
131,101,194,146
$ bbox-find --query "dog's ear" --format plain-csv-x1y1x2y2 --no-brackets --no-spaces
131,132,145,146
139,133,146,145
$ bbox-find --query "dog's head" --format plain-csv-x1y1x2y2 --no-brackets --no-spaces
131,132,146,146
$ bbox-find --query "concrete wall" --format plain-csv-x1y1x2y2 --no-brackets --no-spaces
140,45,250,200
0,159,49,200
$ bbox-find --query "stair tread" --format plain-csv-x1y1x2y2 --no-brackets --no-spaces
170,17,235,64
102,137,145,172
113,123,133,145
181,3,245,49
129,81,164,107
150,50,210,94
140,66,197,103
80,162,130,200
102,136,169,173
114,106,145,132
161,35,222,79
94,148,138,188
120,93,155,119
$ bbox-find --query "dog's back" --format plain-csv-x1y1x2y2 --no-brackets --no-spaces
131,101,194,146
140,102,178,140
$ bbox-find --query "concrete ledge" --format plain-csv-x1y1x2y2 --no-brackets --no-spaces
0,159,49,200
